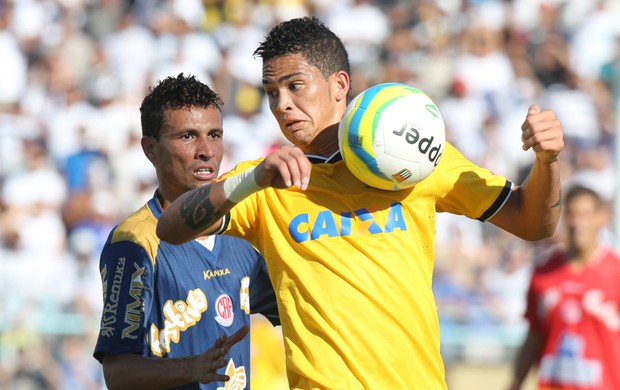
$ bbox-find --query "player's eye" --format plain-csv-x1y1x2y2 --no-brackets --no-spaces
181,133,195,140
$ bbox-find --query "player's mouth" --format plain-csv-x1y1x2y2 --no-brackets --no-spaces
194,167,216,180
284,119,304,131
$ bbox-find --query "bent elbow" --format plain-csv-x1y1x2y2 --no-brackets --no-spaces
521,222,558,242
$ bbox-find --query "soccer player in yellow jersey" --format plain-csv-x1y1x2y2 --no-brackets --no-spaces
158,17,564,389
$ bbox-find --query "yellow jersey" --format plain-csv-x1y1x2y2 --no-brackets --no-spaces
221,142,511,389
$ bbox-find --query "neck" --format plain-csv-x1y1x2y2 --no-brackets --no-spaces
567,243,599,266
155,188,170,210
300,124,340,157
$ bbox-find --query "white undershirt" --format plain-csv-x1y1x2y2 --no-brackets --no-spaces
194,235,216,251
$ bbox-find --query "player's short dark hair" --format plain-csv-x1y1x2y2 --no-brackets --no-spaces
140,73,223,140
253,16,351,80
564,184,602,208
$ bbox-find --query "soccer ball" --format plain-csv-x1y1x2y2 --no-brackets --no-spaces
338,83,446,191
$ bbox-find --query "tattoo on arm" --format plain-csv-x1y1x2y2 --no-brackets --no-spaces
551,190,562,209
180,185,223,229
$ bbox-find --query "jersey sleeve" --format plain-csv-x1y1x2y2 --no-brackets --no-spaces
93,238,154,363
249,254,280,326
434,142,513,221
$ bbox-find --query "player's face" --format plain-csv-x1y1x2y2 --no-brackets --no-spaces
143,106,223,202
565,194,606,252
262,53,348,152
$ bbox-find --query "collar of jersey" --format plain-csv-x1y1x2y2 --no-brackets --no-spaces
148,192,164,218
306,150,342,164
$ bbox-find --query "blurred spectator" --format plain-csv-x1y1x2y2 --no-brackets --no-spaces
599,34,620,135
600,35,620,104
57,334,103,390
538,67,602,149
324,0,390,67
439,78,491,164
101,13,155,100
1,138,67,256
566,0,620,82
482,237,535,326
0,4,27,106
222,83,285,171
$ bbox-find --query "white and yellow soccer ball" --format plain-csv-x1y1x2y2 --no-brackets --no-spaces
338,83,446,191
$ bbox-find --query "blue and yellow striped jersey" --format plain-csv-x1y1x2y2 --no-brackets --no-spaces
93,194,279,389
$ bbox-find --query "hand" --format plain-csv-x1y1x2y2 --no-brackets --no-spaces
520,104,564,163
192,325,250,384
255,145,311,190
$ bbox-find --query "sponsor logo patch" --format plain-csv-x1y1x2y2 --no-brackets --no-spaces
99,258,126,337
149,288,208,357
122,263,146,339
204,268,231,280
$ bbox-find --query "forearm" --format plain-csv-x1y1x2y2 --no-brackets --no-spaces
516,157,562,239
510,352,532,390
103,325,249,389
492,157,561,240
157,168,262,244
157,180,232,244
103,354,200,390
509,330,542,390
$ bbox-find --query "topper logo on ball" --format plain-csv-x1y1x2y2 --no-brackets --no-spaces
392,122,443,167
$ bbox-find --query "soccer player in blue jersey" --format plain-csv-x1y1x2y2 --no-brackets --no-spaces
157,17,564,389
93,73,279,389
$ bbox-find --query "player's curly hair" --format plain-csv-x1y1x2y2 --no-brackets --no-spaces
140,73,223,140
253,16,350,80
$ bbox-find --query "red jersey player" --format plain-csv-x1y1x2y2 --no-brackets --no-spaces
509,185,620,390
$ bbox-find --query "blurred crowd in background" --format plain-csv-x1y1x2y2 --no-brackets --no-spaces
0,0,618,388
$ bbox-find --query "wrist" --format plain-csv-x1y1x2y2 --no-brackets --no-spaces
508,379,521,390
222,167,261,203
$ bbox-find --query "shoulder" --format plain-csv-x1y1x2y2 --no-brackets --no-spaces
108,203,159,254
533,246,567,273
439,142,465,163
598,245,620,265
432,141,501,184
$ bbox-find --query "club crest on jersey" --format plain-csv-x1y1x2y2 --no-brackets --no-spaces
215,294,234,327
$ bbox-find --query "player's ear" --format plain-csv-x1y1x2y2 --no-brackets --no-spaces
333,70,350,103
141,136,157,164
